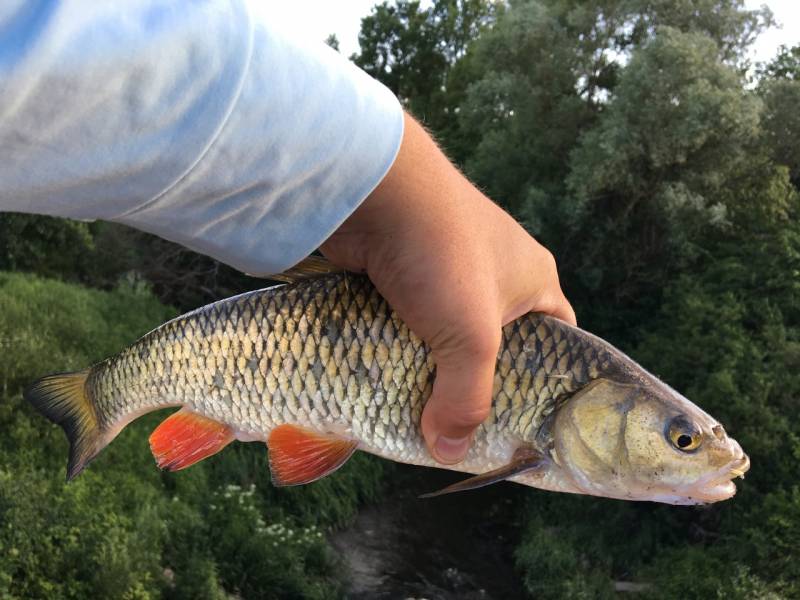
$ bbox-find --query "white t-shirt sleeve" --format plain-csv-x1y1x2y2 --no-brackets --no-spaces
0,0,404,276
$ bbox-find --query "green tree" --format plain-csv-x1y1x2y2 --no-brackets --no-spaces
454,1,771,335
352,0,499,131
444,1,798,596
450,0,770,225
760,79,800,187
759,45,800,187
759,43,800,80
563,27,762,334
455,0,596,210
324,33,340,51
0,214,94,281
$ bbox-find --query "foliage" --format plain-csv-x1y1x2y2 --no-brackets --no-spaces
0,215,269,312
758,43,800,80
0,214,95,281
760,78,800,187
0,273,384,598
352,0,800,596
515,513,614,598
352,0,500,133
562,26,763,336
2,0,799,596
324,33,340,51
455,0,606,206
759,45,800,187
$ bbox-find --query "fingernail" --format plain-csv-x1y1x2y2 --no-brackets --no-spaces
434,435,470,464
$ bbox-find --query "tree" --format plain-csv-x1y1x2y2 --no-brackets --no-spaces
324,33,340,51
352,0,499,130
453,0,771,335
562,27,763,333
758,43,800,80
760,79,800,188
455,1,597,212
0,214,94,281
759,45,800,187
450,3,799,595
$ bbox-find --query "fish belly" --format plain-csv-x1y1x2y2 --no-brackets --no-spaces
88,274,602,474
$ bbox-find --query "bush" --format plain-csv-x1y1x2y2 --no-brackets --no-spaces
0,272,384,599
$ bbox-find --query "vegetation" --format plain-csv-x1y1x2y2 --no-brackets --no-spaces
351,0,799,596
0,274,383,598
1,0,799,597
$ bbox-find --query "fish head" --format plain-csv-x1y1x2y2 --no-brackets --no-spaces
540,377,749,504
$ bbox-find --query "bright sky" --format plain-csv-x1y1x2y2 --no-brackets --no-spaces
259,0,799,63
745,0,800,63
258,0,378,56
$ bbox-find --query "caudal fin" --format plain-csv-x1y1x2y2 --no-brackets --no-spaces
24,369,102,481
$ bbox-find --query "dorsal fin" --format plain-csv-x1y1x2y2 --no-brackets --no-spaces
270,255,343,284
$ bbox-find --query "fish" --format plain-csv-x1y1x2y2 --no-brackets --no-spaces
24,263,749,504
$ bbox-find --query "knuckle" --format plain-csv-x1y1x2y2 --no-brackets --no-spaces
546,293,572,320
467,330,502,362
540,290,565,312
539,247,558,273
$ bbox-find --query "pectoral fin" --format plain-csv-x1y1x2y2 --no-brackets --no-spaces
149,409,235,471
420,446,547,498
267,424,358,486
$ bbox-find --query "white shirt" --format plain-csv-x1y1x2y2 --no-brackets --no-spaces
0,0,404,276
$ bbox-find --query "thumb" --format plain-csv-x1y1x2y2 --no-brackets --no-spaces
421,331,500,464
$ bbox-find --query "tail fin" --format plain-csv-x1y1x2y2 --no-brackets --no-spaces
24,369,102,481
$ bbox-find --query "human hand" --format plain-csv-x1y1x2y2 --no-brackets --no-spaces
320,113,576,465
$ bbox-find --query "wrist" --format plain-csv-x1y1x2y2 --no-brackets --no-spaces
322,112,463,273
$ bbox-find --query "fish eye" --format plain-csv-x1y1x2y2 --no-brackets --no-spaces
666,417,702,452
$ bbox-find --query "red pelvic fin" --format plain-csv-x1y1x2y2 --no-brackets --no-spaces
267,424,358,486
149,409,235,471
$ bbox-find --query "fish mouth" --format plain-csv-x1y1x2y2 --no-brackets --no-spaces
688,453,750,504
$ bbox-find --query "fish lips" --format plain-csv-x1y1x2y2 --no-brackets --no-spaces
678,452,750,504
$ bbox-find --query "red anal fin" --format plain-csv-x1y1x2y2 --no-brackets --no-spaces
267,424,358,486
149,409,235,471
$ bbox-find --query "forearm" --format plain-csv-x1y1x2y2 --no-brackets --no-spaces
0,0,402,275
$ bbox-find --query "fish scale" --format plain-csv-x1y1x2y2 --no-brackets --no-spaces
83,273,606,473
25,268,751,502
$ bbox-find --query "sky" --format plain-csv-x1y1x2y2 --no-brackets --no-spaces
258,0,378,57
260,0,799,63
744,0,800,63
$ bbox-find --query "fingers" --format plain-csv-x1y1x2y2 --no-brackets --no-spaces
420,330,500,464
538,289,577,327
529,247,577,327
